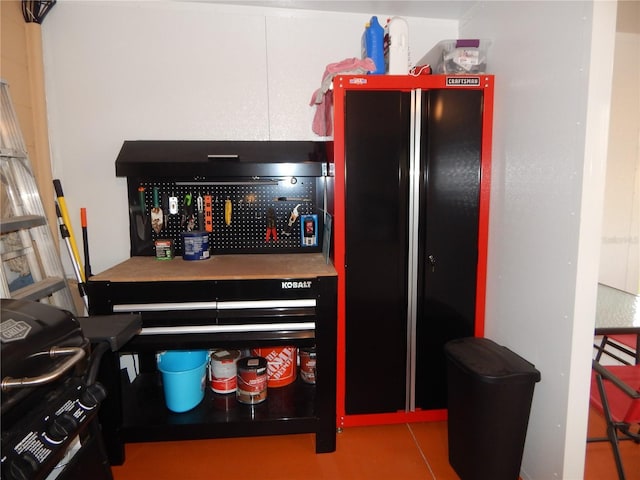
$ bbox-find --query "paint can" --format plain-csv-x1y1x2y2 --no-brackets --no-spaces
182,231,209,260
299,346,316,384
208,349,241,394
236,356,268,404
252,346,297,388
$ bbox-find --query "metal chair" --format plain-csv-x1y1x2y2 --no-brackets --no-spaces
594,334,639,365
589,360,640,480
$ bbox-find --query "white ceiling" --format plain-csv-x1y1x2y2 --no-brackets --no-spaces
194,1,476,19
192,2,640,32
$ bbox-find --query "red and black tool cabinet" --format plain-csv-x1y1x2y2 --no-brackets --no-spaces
332,74,494,427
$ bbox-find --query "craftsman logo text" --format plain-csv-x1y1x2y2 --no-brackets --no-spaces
446,77,481,86
281,281,312,289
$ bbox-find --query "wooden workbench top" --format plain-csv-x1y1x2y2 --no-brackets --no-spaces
89,253,336,282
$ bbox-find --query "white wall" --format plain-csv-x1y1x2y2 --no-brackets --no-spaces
599,21,640,294
42,0,456,274
460,1,615,479
41,1,618,479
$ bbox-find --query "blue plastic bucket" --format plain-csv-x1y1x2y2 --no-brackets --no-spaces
157,350,208,413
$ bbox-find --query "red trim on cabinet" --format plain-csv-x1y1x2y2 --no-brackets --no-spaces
332,74,494,428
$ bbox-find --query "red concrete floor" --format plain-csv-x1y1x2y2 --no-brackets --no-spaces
585,405,640,480
111,422,456,480
110,406,638,480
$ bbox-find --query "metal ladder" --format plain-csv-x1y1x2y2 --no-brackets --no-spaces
0,80,76,314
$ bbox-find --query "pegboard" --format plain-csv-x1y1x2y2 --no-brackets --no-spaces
127,177,324,256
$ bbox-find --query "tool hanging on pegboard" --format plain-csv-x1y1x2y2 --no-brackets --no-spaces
151,186,163,234
196,195,204,231
135,186,148,241
224,197,232,226
282,204,301,236
169,193,178,215
183,193,195,231
162,192,170,230
204,195,213,232
125,180,322,256
266,207,277,241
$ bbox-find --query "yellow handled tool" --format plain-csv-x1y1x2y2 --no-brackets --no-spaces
225,198,232,226
53,179,85,282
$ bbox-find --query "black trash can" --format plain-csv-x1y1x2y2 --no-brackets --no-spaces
444,337,541,480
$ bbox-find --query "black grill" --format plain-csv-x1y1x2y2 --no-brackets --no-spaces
1,299,112,480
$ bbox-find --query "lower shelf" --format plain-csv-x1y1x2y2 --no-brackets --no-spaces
120,371,319,442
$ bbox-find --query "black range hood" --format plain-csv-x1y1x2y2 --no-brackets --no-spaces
115,140,328,179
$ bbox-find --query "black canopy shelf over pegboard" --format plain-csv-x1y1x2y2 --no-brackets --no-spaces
116,140,331,257
115,140,328,179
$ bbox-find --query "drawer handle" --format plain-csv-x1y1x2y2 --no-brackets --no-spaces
113,299,316,313
139,322,315,336
217,300,315,310
113,301,217,312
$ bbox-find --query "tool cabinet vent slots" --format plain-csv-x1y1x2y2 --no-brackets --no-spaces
116,140,329,257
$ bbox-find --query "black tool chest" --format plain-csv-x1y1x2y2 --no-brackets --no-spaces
87,141,337,464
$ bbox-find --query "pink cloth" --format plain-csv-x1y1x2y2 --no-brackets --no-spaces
310,57,376,136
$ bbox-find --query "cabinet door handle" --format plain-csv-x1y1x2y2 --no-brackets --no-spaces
428,255,436,272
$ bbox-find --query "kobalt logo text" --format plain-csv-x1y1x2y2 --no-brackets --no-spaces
281,281,312,289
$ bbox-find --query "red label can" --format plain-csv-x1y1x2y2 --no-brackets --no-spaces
299,346,316,384
236,356,268,404
208,349,241,394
